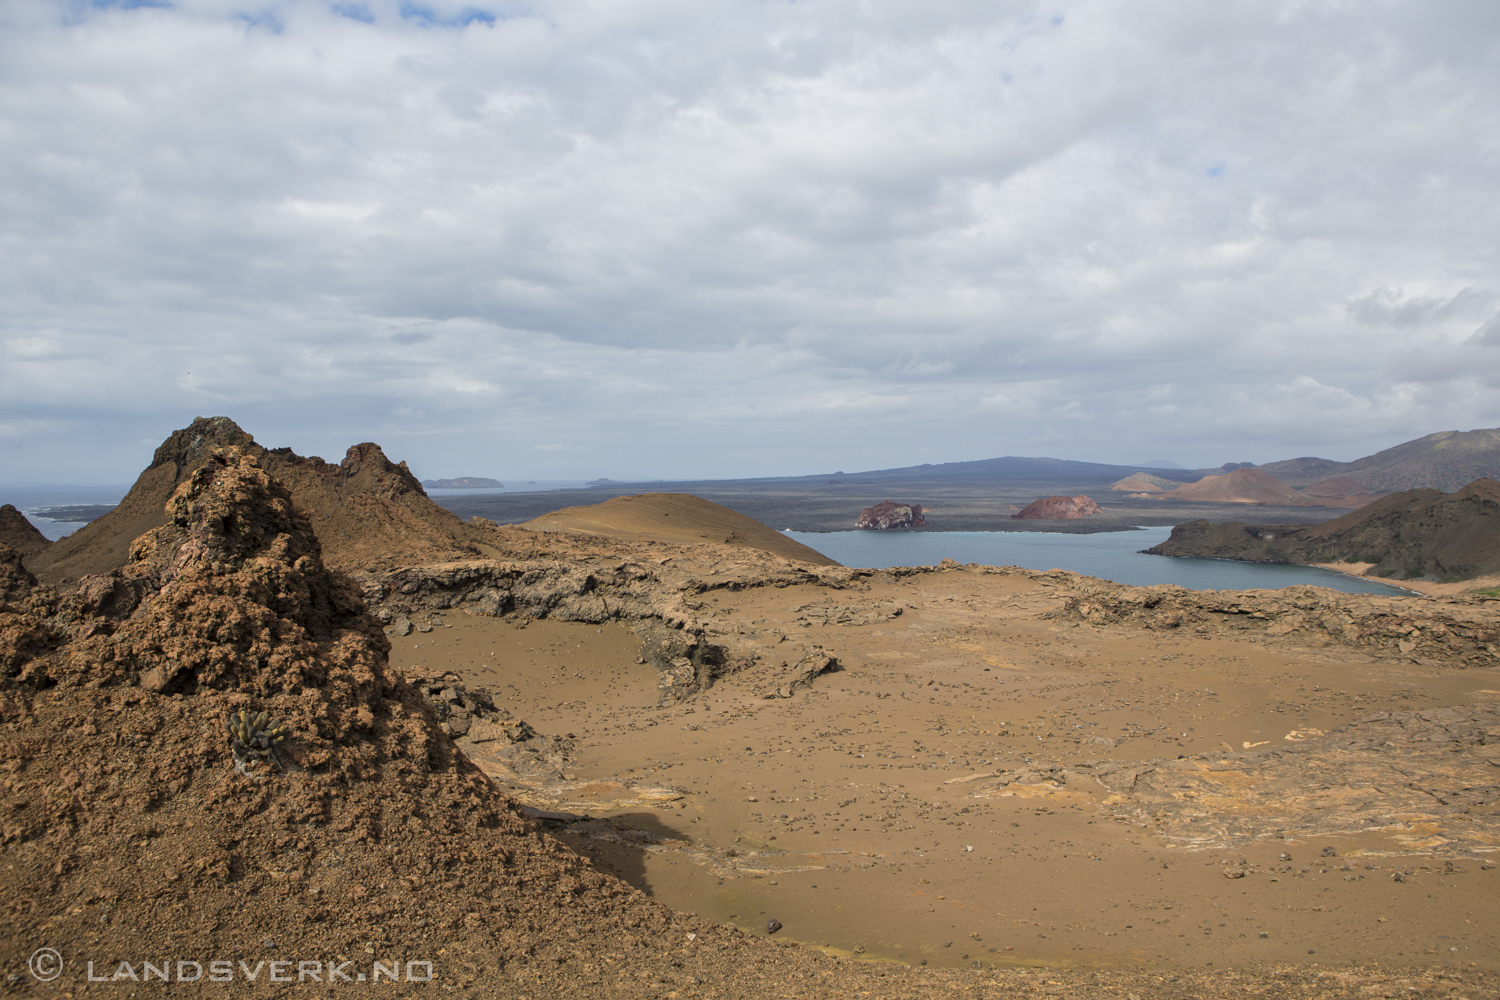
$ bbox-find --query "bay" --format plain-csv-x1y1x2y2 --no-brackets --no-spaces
783,527,1412,596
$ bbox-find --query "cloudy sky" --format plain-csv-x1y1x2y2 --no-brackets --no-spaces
2,0,1497,484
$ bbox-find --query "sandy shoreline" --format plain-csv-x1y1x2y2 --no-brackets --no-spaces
1311,561,1500,598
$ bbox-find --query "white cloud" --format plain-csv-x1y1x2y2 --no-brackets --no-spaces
0,0,1497,481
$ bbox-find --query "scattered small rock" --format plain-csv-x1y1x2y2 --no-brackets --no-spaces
766,919,782,934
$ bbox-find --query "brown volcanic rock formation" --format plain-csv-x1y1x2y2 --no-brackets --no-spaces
1146,477,1500,582
26,416,255,585
855,500,927,530
523,492,837,566
0,504,50,559
1012,494,1102,520
0,448,733,994
1160,467,1311,505
28,417,484,587
0,543,39,605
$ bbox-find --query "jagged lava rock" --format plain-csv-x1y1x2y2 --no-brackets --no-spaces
855,500,927,530
0,543,39,604
1012,495,1102,520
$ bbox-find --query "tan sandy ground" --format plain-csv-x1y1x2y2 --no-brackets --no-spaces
389,570,1500,979
521,493,837,567
1312,563,1500,599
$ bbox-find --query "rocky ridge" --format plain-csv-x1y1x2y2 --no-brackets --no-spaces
27,416,485,587
1259,427,1500,492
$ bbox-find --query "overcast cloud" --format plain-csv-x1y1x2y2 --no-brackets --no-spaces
2,0,1498,483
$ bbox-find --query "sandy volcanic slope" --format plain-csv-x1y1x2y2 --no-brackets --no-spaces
1161,469,1313,506
387,569,1500,978
522,493,838,567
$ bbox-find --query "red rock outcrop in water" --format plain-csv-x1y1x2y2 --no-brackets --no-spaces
855,501,927,529
1012,495,1103,520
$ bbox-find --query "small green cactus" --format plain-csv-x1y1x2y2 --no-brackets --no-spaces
227,708,289,773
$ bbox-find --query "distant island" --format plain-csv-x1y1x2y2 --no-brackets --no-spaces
421,477,503,489
1145,478,1500,583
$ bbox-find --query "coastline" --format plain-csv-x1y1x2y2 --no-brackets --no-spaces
1311,561,1500,598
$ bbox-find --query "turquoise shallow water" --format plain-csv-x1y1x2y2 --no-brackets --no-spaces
784,527,1412,596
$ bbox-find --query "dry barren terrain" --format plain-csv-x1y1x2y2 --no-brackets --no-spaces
389,563,1500,978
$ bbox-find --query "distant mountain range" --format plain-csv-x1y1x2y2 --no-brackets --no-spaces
809,428,1500,494
1257,428,1500,492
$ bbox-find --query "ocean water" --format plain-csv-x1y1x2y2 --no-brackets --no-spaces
424,480,591,497
784,527,1412,596
0,485,130,541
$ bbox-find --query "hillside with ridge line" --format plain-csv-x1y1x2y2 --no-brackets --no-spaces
1146,477,1500,582
1260,427,1500,491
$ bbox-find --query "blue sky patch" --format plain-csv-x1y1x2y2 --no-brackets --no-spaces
399,3,496,27
332,2,375,23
